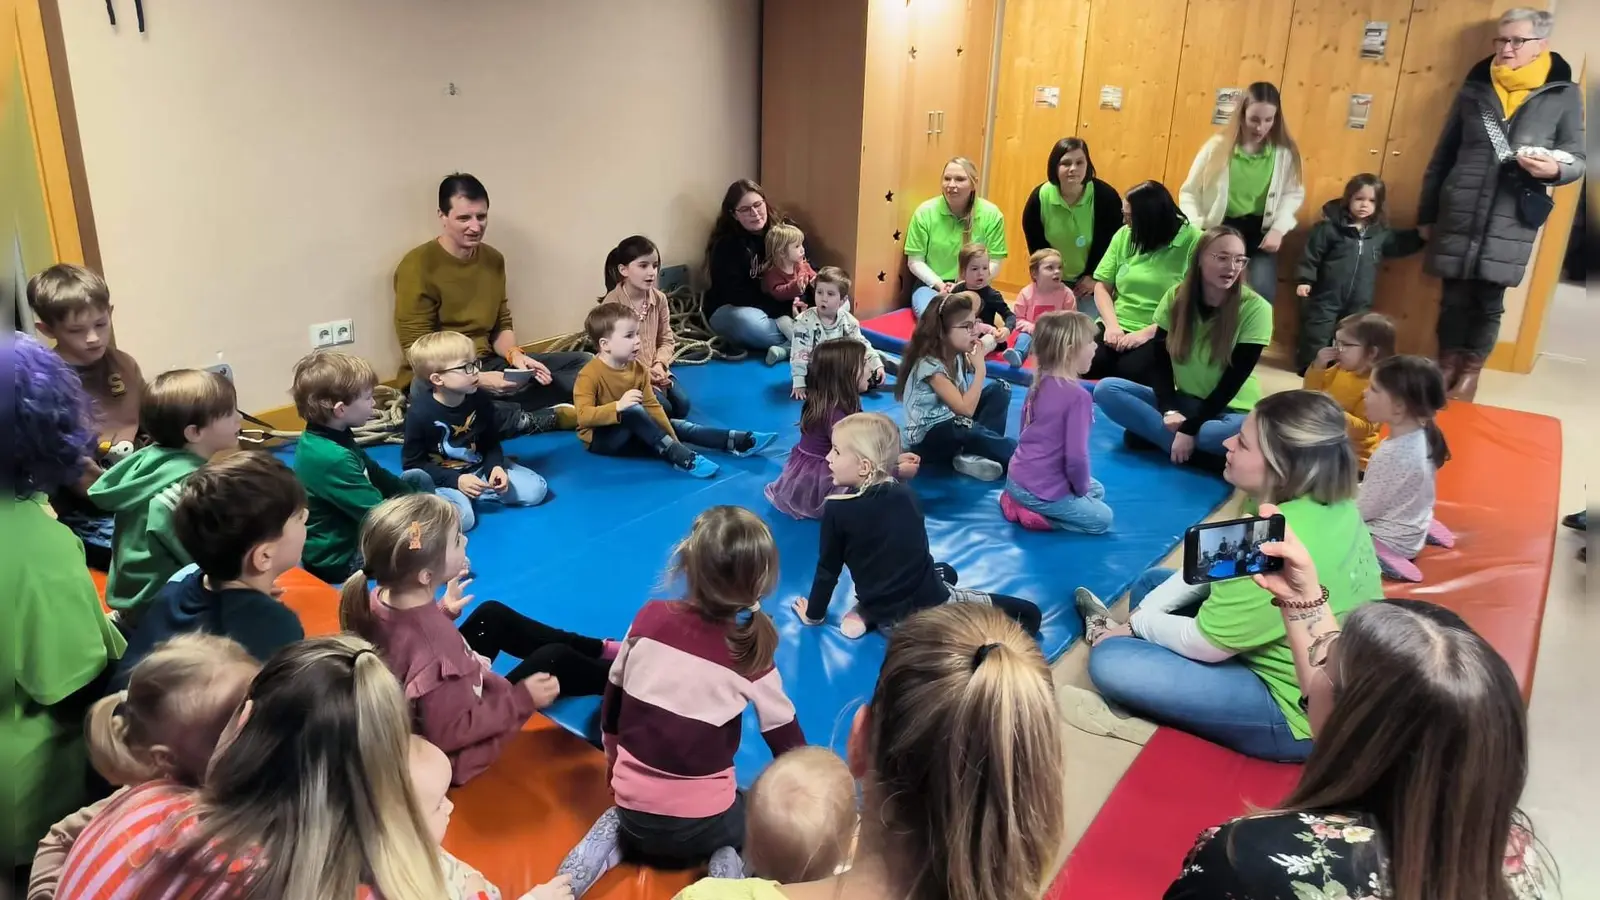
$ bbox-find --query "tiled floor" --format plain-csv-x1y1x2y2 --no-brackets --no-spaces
1054,304,1595,891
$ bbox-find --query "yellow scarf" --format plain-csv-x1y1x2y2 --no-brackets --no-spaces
1491,52,1551,118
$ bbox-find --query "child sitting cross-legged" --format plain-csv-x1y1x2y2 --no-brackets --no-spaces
292,349,432,581
402,331,550,531
787,267,885,401
792,412,1041,639
1302,312,1395,470
949,242,1016,359
111,451,308,691
897,292,1016,482
341,493,615,786
1360,356,1454,582
743,746,858,883
90,368,243,628
576,302,776,478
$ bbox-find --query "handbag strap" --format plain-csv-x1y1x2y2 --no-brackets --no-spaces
1478,103,1516,162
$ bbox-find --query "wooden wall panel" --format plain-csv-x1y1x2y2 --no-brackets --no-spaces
852,0,917,314
1161,0,1295,190
1073,0,1189,196
944,0,999,167
985,0,1092,291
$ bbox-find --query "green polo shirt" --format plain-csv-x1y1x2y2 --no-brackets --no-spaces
1037,181,1095,279
1197,496,1380,739
1153,283,1273,410
1225,145,1274,217
905,196,1008,281
1092,223,1202,331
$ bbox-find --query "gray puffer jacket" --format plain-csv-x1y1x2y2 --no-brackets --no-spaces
1418,52,1584,287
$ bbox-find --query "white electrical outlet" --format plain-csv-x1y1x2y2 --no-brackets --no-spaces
309,319,356,349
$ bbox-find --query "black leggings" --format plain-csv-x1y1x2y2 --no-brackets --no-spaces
929,563,1042,635
458,601,610,696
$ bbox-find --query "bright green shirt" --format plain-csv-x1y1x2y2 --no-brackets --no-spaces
1,496,126,866
1154,284,1273,410
1225,145,1274,218
905,195,1008,281
1092,223,1202,331
1196,496,1381,739
1038,181,1095,279
675,879,789,900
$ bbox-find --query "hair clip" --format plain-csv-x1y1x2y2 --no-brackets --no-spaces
407,521,423,550
972,642,1002,670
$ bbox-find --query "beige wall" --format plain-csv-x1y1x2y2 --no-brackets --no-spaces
57,0,760,410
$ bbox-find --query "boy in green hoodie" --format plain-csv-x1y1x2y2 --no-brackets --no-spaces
89,368,241,625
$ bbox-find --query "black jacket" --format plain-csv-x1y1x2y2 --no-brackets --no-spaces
1021,178,1124,281
1295,200,1425,313
705,225,813,320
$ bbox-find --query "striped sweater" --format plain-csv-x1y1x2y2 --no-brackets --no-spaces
602,601,804,819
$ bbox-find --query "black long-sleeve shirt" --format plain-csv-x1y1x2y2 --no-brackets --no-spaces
706,229,792,320
805,482,949,628
402,388,504,487
1150,328,1265,436
950,282,1017,330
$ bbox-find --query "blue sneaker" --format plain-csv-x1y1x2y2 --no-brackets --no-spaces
685,455,720,478
732,431,778,457
1003,348,1025,367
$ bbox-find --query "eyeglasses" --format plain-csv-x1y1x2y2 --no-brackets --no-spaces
1333,340,1364,350
734,199,766,217
951,321,978,332
1493,36,1539,49
441,361,481,375
1209,253,1249,269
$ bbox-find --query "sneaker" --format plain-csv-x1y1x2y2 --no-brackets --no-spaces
523,405,576,435
680,454,720,479
1056,684,1157,746
1002,347,1025,367
1562,510,1587,531
765,345,790,366
952,453,1003,482
1074,586,1112,625
731,431,778,457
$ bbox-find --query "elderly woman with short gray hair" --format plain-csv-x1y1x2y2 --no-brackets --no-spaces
1417,7,1583,400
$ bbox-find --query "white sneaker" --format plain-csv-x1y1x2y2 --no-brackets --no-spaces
765,345,789,365
1057,684,1157,745
952,453,1003,482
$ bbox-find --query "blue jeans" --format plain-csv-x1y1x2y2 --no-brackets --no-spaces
589,405,729,458
910,380,1016,469
1093,378,1245,459
415,463,549,532
709,305,785,351
1246,252,1278,305
655,381,691,419
1005,476,1113,534
1010,331,1033,360
911,285,941,317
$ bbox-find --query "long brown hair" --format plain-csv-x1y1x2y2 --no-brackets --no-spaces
705,178,787,265
1371,355,1451,469
801,340,867,433
339,494,461,642
672,506,780,676
1278,600,1538,900
1203,81,1303,185
895,292,977,401
1167,226,1247,366
862,604,1065,900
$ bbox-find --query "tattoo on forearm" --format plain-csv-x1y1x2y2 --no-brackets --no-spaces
1285,606,1330,624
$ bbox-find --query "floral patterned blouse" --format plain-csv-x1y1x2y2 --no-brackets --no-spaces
1164,811,1546,899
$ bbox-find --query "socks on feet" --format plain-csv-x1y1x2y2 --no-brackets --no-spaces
557,807,624,897
707,846,745,880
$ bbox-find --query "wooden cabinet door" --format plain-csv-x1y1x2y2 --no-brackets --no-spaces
1072,0,1189,194
854,0,918,314
899,0,962,213
934,0,998,168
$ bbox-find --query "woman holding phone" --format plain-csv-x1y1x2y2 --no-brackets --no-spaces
1070,390,1381,762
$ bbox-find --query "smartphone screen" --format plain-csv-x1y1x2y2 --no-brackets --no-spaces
1183,514,1286,585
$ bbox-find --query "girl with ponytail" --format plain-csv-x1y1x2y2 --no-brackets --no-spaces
558,506,803,896
340,493,616,786
1359,355,1454,582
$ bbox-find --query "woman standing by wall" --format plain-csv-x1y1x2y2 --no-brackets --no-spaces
1020,138,1124,302
905,158,1008,316
1179,82,1305,305
705,179,803,353
1418,7,1584,401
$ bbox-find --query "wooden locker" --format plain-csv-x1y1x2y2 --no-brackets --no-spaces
940,0,1000,165
1072,0,1189,194
853,0,918,313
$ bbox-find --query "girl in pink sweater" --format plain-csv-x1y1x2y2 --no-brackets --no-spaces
1004,248,1076,367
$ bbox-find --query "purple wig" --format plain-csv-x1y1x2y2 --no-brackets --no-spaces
3,333,95,497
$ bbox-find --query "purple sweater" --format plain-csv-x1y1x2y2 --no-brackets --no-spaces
1009,377,1094,501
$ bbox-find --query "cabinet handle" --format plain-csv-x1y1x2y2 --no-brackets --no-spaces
927,111,934,136
1391,150,1401,156
936,110,945,134
1369,149,1379,155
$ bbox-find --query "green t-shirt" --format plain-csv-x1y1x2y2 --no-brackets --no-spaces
1038,181,1095,279
1225,145,1274,218
1154,284,1273,411
1,496,126,866
1092,223,1202,331
1195,496,1381,739
905,195,1008,281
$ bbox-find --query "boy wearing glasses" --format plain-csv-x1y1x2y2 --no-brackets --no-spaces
402,332,550,532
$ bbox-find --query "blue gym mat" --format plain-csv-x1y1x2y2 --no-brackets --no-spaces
292,360,1229,784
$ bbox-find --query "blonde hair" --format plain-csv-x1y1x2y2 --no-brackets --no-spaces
746,746,857,882
1028,311,1097,386
1203,82,1303,186
87,634,259,786
340,494,462,641
406,331,476,380
26,263,111,327
764,222,806,270
1251,390,1360,505
671,506,780,677
944,157,982,241
1027,248,1062,279
292,350,379,424
863,604,1065,900
828,412,901,492
141,369,239,449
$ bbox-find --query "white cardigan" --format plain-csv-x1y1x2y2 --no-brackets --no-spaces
1178,135,1306,235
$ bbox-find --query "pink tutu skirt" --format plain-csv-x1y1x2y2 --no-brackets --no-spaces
765,445,838,520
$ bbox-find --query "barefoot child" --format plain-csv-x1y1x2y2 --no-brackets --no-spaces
948,243,1015,359
601,235,689,418
744,747,858,882
788,267,884,400
759,223,814,364
1302,312,1395,469
793,412,1041,638
897,292,1016,482
1004,249,1073,367
1360,356,1452,583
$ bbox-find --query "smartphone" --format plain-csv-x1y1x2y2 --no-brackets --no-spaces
499,368,536,383
1183,514,1286,585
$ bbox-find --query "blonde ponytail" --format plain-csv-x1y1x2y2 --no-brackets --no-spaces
87,691,157,785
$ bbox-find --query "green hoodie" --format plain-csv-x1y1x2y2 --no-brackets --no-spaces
87,445,206,615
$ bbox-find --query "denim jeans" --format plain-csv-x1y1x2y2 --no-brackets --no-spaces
1005,476,1113,534
1093,378,1245,459
418,462,549,532
709,304,785,351
911,285,941,317
655,380,691,419
1245,252,1278,305
589,405,728,457
910,380,1015,469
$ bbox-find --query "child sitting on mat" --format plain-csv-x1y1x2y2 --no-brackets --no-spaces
759,223,814,365
575,303,776,479
948,243,1015,359
600,235,689,418
767,339,920,520
792,412,1041,639
1301,312,1395,470
743,747,858,883
787,267,884,400
1360,356,1455,582
340,493,614,786
1003,248,1074,367
897,292,1016,482
558,506,804,896
1001,311,1113,534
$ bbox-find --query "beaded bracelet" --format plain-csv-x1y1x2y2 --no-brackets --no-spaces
1271,585,1329,609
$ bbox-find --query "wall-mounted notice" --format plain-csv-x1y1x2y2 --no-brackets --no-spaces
1361,22,1389,60
1099,85,1124,111
1347,93,1373,129
1034,85,1060,108
1212,88,1243,125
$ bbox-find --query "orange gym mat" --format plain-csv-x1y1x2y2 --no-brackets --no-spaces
1045,400,1563,899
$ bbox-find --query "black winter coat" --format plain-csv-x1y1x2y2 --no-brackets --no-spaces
1295,200,1425,315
